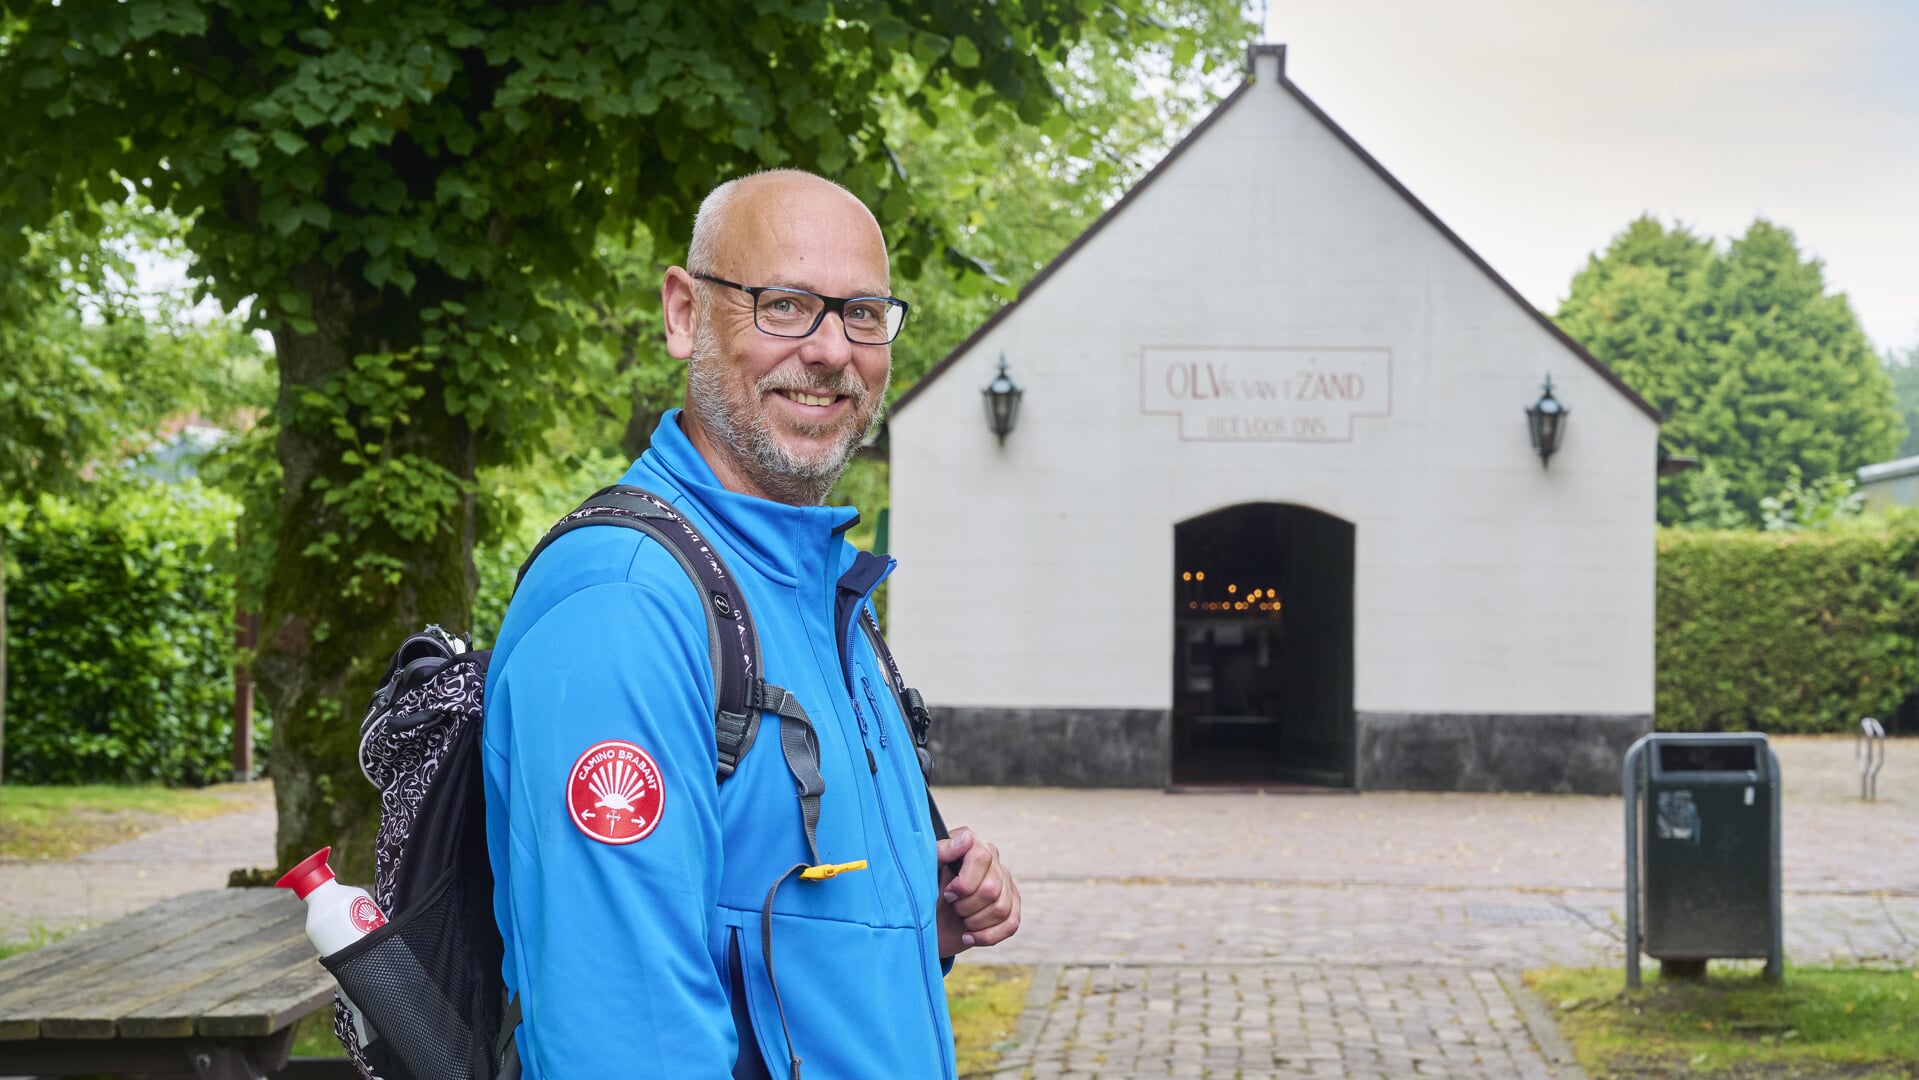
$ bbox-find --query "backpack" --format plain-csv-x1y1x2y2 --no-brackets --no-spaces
319,484,943,1080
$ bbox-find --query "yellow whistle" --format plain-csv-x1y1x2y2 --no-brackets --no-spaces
800,860,869,881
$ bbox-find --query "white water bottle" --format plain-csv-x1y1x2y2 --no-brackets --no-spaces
277,846,383,1047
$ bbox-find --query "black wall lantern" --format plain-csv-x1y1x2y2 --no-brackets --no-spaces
982,353,1024,446
1526,373,1568,466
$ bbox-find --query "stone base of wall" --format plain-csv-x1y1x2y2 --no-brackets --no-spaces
927,707,1169,788
1354,712,1653,795
927,706,1650,793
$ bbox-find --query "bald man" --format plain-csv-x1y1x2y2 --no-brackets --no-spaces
482,171,1019,1080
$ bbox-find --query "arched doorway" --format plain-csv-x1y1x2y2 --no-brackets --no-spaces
1172,503,1355,787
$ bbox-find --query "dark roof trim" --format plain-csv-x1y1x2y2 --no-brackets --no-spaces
1270,70,1662,423
889,51,1664,425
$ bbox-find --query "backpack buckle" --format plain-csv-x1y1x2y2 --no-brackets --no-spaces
901,688,933,748
900,688,935,774
715,710,753,780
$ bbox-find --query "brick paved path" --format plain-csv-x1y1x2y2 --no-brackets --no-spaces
939,736,1917,1078
1013,964,1560,1080
3,737,1912,1078
0,782,276,943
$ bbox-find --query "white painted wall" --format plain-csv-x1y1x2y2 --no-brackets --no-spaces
887,53,1659,720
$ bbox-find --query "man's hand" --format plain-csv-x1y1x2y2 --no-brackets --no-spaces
936,827,1020,958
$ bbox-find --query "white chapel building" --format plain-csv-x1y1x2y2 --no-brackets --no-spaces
883,45,1663,794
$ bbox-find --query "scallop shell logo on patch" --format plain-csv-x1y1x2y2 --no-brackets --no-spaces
349,896,386,934
566,739,665,845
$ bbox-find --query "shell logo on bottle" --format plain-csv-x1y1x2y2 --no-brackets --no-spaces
348,895,387,935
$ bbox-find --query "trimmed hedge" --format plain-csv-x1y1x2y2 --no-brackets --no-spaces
7,474,1911,785
2,476,241,784
1657,524,1919,733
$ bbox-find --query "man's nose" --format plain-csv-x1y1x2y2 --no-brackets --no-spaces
801,312,858,367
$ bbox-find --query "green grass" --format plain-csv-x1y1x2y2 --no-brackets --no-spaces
288,1009,344,1058
0,925,72,962
1527,965,1919,1078
948,963,1034,1077
287,963,1037,1072
0,782,263,859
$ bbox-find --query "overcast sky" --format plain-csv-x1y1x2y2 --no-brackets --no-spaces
1258,0,1918,354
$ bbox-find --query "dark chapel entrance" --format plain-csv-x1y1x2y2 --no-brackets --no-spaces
1172,503,1355,787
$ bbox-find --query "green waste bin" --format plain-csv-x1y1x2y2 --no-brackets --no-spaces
1623,733,1782,987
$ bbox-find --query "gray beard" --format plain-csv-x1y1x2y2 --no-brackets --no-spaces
685,321,887,506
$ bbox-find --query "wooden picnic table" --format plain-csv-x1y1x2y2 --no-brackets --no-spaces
0,887,358,1079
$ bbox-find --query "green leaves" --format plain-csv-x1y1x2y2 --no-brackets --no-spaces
1171,35,1197,69
1657,525,1919,733
3,476,241,785
0,0,1254,855
1558,217,1901,526
0,202,267,505
880,0,1253,395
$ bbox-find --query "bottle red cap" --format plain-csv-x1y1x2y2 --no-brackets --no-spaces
275,846,337,899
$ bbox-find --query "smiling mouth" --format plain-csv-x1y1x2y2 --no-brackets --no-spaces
776,389,843,408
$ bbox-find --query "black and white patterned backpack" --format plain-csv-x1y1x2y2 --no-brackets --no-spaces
316,484,939,1080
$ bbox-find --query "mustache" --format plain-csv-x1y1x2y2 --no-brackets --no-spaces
756,370,869,404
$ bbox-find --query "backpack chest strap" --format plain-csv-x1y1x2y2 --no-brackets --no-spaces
754,679,825,867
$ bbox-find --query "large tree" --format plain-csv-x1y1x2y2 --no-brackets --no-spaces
0,0,1237,871
1557,216,1901,525
0,201,263,785
538,4,1253,465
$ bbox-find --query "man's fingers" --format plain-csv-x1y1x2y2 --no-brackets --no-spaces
949,874,1003,918
958,895,1009,927
937,826,1021,953
935,827,975,868
959,887,1021,947
941,837,996,903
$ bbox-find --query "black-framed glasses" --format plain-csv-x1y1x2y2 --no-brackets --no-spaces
694,273,909,345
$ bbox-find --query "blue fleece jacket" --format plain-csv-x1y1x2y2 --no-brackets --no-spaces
482,411,955,1078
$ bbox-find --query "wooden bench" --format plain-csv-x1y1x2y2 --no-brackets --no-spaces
0,888,358,1079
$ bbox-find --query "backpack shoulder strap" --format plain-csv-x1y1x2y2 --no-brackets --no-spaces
515,484,765,781
514,486,827,863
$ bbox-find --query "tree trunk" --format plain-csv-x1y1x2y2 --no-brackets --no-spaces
251,261,476,881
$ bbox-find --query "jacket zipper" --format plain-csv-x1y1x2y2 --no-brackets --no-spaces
861,675,923,834
835,569,952,1080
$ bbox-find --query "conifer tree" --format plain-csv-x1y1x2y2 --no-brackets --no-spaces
1558,216,1899,525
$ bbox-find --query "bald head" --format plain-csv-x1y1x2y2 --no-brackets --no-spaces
688,170,888,287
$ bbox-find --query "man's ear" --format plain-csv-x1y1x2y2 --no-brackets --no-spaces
662,266,699,360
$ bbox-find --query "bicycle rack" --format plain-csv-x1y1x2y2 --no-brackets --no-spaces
1857,717,1886,802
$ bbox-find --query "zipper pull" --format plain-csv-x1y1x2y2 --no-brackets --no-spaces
865,747,878,774
860,677,889,748
851,698,870,740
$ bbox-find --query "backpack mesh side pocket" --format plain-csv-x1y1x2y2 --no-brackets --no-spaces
323,865,497,1080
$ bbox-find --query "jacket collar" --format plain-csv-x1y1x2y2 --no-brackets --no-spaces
628,409,859,587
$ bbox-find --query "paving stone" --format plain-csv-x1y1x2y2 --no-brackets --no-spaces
8,740,1916,1078
963,738,1917,1078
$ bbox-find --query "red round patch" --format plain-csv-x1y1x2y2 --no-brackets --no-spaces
349,896,386,934
566,740,666,845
